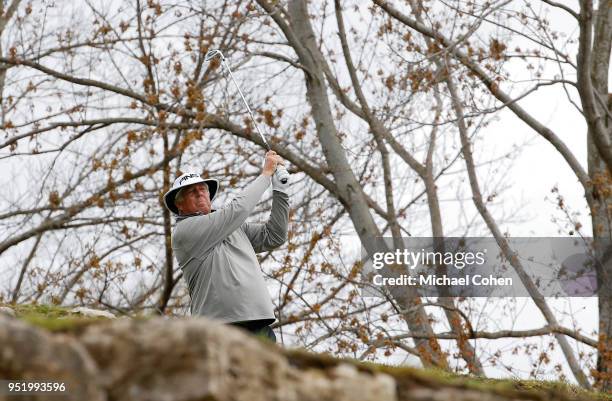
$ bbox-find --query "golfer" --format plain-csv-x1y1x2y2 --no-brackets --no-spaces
163,150,289,342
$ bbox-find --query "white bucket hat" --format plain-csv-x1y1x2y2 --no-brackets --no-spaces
163,172,219,215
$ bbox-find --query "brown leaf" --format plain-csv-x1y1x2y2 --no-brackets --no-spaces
489,38,507,60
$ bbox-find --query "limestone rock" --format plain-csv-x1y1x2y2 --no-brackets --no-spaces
0,315,105,401
77,317,396,401
295,362,397,401
0,311,600,401
0,306,15,317
70,307,115,319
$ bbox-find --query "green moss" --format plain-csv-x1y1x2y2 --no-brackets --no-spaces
373,363,611,401
2,303,117,334
284,347,343,370
10,303,74,319
19,314,110,333
283,347,611,401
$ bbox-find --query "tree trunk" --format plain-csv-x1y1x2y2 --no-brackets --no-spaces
282,0,448,369
584,0,612,391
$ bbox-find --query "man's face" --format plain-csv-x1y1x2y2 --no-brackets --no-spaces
176,183,211,215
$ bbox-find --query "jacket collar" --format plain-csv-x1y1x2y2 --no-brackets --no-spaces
175,209,217,223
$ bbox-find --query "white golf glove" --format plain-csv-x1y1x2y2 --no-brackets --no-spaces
272,167,290,195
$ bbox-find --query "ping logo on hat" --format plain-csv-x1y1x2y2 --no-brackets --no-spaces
178,173,200,185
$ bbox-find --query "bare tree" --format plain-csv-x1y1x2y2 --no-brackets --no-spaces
0,0,607,390
371,0,610,389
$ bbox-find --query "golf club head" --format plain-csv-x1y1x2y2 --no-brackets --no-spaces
204,49,223,62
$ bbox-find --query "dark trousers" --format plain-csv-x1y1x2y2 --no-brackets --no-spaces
229,319,276,343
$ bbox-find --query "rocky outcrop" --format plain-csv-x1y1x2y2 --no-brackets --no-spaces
0,313,605,401
70,307,116,319
0,316,105,401
0,306,15,317
0,315,394,401
77,317,395,401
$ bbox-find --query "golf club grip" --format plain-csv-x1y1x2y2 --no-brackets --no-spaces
276,165,290,184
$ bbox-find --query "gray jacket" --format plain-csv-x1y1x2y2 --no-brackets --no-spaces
172,175,289,323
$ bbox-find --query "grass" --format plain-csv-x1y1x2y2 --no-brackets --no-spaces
2,303,118,334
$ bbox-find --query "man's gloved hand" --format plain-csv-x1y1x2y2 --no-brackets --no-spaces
272,168,290,195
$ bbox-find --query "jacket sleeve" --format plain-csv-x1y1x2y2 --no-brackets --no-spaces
173,175,271,258
241,190,290,253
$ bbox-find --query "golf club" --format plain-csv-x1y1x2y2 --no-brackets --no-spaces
205,49,290,184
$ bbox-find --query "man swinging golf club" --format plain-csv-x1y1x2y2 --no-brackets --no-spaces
163,150,289,342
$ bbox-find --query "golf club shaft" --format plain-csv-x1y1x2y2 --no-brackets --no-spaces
214,52,289,184
219,57,270,150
